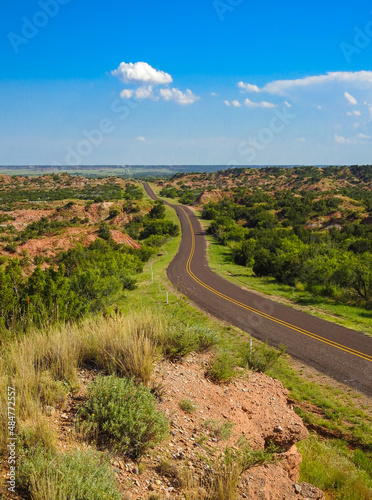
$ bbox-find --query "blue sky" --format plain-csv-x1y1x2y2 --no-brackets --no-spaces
1,0,372,165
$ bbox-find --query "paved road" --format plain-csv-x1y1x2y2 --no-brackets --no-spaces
144,183,372,396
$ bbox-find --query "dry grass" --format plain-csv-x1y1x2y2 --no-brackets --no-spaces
0,310,167,458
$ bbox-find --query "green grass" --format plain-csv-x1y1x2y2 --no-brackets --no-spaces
298,436,372,500
179,399,197,413
17,448,122,500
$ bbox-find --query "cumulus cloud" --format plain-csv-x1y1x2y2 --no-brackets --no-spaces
238,81,260,92
344,92,358,105
335,134,351,144
346,110,361,116
137,136,146,141
112,62,173,85
135,86,156,100
120,89,134,99
159,88,199,105
238,71,372,96
224,100,231,106
284,101,292,108
334,133,369,144
244,98,276,109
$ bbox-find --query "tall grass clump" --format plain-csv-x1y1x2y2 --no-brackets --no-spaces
181,444,277,500
206,352,237,383
17,447,121,500
239,340,286,373
80,375,168,459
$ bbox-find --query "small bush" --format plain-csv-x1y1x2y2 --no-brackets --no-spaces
203,419,234,441
17,447,121,500
239,341,286,373
206,352,236,383
162,325,217,360
179,399,197,413
80,375,168,458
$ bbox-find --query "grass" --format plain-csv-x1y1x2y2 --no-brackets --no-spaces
203,420,234,441
205,351,237,383
17,447,122,500
298,435,372,500
199,215,372,336
179,399,197,413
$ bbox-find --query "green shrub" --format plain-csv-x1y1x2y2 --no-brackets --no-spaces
162,325,217,360
81,375,168,458
179,399,197,413
239,341,286,373
203,419,234,441
206,352,236,383
18,447,121,500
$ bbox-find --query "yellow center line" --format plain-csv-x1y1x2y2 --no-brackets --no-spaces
179,206,372,363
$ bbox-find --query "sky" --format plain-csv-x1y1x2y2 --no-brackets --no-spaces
1,0,372,166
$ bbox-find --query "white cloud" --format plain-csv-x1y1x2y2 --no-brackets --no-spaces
137,136,146,141
224,100,231,106
284,101,292,108
239,71,372,96
296,137,306,142
334,133,369,144
120,89,134,99
238,81,260,93
346,110,361,116
335,134,350,144
316,105,323,110
244,98,276,109
112,62,173,85
159,88,199,105
210,92,219,96
344,92,357,105
135,85,156,100
231,100,241,107
356,133,370,140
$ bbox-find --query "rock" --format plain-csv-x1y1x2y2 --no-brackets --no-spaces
298,482,325,499
294,483,302,494
60,413,69,420
45,405,54,416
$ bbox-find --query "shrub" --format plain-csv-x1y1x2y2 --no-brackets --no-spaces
239,341,286,373
80,375,168,458
203,419,234,441
179,399,197,413
206,352,236,383
17,447,121,500
162,325,217,360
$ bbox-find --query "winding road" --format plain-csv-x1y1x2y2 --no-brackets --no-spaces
144,183,372,396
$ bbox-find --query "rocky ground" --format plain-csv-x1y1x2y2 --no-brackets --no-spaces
54,352,324,500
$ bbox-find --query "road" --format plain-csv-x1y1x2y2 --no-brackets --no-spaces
144,183,372,396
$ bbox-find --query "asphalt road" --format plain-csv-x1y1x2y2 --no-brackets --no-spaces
144,183,372,396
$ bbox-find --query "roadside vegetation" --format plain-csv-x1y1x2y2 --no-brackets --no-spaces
0,173,371,499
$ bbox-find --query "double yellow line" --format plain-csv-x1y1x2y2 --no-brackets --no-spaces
180,206,372,363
